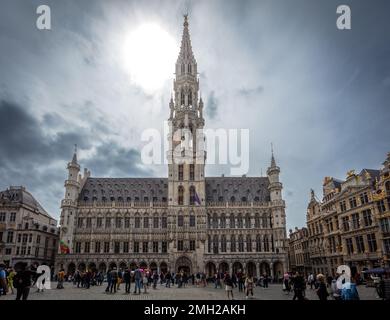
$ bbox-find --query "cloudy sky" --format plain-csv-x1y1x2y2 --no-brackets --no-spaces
0,0,389,231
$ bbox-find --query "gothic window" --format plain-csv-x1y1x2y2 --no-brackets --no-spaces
212,213,218,228
238,235,244,252
161,216,167,228
262,214,268,228
208,235,211,253
143,217,149,228
189,164,195,181
188,63,192,74
237,215,243,228
153,216,159,228
246,235,252,252
231,235,236,252
213,235,219,254
263,235,270,252
177,214,184,227
230,214,235,228
181,63,185,75
115,217,122,228
255,214,260,228
188,90,192,106
256,235,262,252
189,214,196,227
189,186,196,205
230,196,236,203
245,214,251,228
178,165,184,181
220,214,226,228
180,90,185,105
221,235,227,252
178,186,184,205
134,216,140,228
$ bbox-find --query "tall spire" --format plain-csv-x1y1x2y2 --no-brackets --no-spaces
177,14,196,64
71,144,78,164
270,143,276,167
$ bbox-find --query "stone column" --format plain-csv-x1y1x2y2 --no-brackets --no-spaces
256,262,260,278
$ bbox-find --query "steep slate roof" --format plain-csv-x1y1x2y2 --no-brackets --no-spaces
205,177,270,202
79,178,168,203
79,176,271,204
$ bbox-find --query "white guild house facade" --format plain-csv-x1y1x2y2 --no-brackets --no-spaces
56,16,288,280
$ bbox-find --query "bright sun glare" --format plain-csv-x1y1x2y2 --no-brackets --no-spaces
122,23,178,93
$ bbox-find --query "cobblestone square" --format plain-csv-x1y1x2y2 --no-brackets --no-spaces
0,282,379,300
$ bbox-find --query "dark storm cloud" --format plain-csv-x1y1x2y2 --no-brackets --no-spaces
206,91,218,119
83,142,151,178
0,100,91,164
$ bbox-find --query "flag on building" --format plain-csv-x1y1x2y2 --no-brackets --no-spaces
60,240,70,254
194,191,201,205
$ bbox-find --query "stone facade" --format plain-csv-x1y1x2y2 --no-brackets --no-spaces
0,186,59,269
288,227,311,276
291,152,390,277
55,16,288,279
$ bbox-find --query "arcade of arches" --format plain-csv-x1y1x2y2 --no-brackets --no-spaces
62,259,285,280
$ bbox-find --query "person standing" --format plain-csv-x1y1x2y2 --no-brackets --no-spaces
316,274,329,301
105,269,112,293
110,268,118,293
224,273,234,300
263,273,269,289
124,268,131,294
308,273,314,289
165,271,171,288
142,271,148,294
13,263,33,300
245,274,254,299
133,268,142,294
57,269,65,289
153,271,158,289
0,264,8,295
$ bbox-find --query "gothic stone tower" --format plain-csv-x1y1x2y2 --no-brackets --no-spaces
167,15,207,273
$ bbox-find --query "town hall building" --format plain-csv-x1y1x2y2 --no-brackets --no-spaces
56,16,288,280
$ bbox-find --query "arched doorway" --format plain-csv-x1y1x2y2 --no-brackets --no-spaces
160,262,168,274
108,262,117,270
246,261,256,277
67,262,76,275
88,262,97,272
119,261,127,271
260,261,270,276
273,261,283,281
175,256,192,274
78,262,86,272
233,262,243,274
139,261,148,270
205,261,216,277
98,262,107,273
129,262,137,270
218,262,229,274
150,262,158,273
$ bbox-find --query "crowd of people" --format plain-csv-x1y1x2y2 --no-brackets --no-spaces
2,261,390,300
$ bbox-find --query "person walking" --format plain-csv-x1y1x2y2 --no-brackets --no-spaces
316,274,329,301
13,263,33,300
308,273,314,289
105,268,112,293
224,273,234,300
7,268,15,294
153,271,158,289
245,274,254,299
110,268,118,293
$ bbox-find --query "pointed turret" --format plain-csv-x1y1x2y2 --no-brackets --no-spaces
267,146,282,201
177,14,196,65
